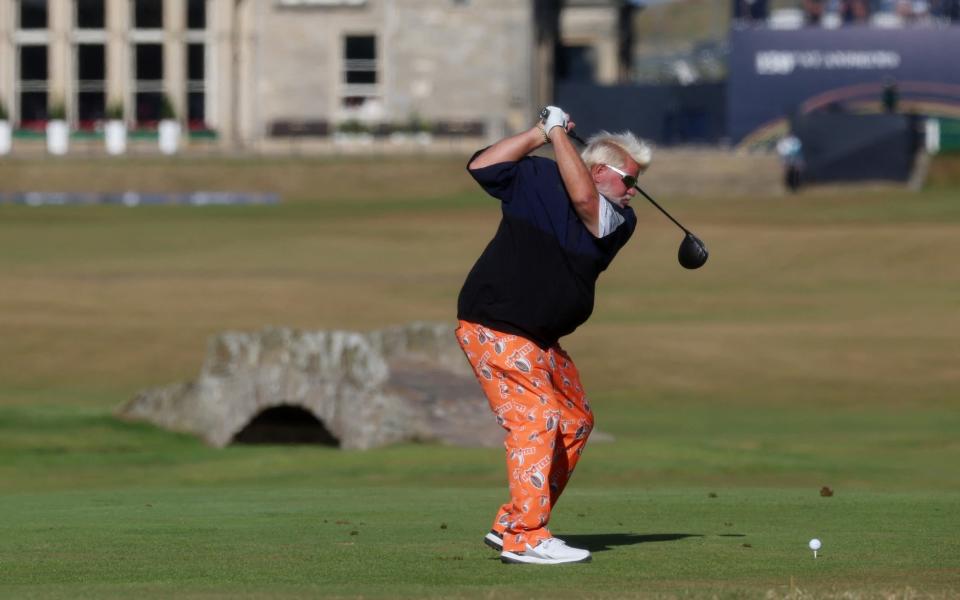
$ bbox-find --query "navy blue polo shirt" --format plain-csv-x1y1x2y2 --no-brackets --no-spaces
457,152,637,349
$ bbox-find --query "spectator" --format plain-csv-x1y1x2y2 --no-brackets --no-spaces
804,0,827,24
842,0,871,22
882,77,899,113
733,0,769,22
896,0,915,19
777,134,805,192
927,0,947,17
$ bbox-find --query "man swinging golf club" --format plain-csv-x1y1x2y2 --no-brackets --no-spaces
456,106,651,565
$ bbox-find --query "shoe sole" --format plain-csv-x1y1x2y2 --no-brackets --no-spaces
484,532,503,551
500,551,592,565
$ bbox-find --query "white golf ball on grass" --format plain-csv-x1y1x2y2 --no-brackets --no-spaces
809,538,821,557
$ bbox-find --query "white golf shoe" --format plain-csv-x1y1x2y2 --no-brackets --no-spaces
484,529,504,550
500,537,592,564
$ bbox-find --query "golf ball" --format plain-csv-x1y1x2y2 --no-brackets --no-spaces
809,538,822,551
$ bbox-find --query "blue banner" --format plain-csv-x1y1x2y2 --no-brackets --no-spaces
729,26,960,146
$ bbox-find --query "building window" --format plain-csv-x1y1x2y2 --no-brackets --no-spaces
557,45,597,83
19,0,48,29
134,44,164,124
76,0,105,29
186,0,208,130
187,0,206,30
20,46,47,81
136,44,163,80
76,44,106,128
18,45,49,125
135,92,166,124
78,45,106,81
342,34,378,110
187,43,206,129
187,44,205,82
133,0,163,29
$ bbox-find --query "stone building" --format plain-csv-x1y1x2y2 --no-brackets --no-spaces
0,0,634,151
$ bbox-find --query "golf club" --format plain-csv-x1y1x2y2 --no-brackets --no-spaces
564,126,709,270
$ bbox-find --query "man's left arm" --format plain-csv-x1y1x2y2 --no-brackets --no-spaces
549,125,600,237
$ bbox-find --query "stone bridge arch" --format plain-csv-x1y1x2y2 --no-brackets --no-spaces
118,322,509,449
231,404,339,446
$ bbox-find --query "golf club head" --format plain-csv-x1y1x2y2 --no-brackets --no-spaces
678,233,709,270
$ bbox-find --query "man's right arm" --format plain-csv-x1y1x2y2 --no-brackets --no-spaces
468,127,548,170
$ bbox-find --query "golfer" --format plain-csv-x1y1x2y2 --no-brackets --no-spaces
456,106,651,564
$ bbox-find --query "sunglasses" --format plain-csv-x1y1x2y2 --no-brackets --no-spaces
603,164,638,189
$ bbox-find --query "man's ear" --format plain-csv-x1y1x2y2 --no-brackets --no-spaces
589,163,604,182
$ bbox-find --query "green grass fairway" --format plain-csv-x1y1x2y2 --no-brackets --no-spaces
1,158,958,598
3,485,956,599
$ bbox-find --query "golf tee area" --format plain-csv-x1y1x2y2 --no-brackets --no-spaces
1,155,958,599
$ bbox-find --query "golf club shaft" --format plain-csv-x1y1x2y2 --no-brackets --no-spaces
628,183,691,236
567,130,693,236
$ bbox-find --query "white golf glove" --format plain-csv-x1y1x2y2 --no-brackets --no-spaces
539,106,569,136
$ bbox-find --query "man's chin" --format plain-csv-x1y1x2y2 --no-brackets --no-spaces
600,189,630,208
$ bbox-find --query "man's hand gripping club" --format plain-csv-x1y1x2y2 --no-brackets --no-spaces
538,106,569,142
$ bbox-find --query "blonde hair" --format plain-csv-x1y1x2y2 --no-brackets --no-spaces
581,130,652,174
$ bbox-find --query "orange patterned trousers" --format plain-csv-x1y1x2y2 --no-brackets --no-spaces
456,320,594,553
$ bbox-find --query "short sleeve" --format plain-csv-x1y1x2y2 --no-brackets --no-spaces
466,148,520,203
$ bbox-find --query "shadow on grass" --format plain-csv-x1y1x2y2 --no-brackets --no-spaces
560,533,704,552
